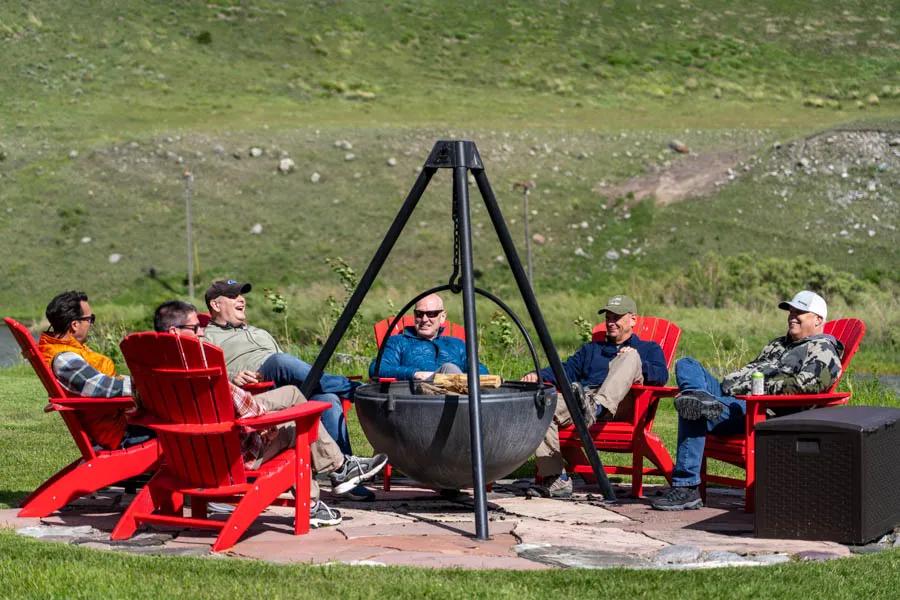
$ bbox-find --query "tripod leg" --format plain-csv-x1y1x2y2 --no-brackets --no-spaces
472,169,616,501
453,153,489,540
301,168,437,399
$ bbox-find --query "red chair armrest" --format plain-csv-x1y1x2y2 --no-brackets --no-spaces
631,384,679,397
241,381,275,394
235,401,331,429
735,392,850,406
49,396,136,411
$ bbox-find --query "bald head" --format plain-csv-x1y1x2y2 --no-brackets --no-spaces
413,294,446,340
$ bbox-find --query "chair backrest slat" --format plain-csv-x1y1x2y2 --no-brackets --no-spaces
823,318,866,392
4,317,99,458
120,332,246,487
374,315,466,349
592,316,682,367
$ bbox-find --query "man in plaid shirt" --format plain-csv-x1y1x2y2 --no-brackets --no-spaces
154,301,388,527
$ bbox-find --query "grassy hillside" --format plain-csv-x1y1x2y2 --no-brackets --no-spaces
1,1,898,369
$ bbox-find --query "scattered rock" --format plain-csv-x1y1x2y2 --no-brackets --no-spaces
310,172,321,183
532,233,546,245
889,138,900,147
249,147,263,158
669,140,690,154
574,247,588,258
866,94,879,106
653,544,702,565
68,150,78,159
795,550,843,562
212,144,225,155
605,250,620,261
108,253,122,264
80,236,91,244
250,223,263,235
344,152,355,161
386,157,397,167
334,140,353,150
278,158,296,173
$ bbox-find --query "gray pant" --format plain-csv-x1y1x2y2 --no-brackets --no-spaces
250,386,345,499
535,350,644,478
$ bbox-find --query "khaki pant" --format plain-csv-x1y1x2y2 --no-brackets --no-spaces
535,350,643,478
250,386,344,500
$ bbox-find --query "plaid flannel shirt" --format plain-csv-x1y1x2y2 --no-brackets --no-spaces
229,383,278,468
52,352,133,397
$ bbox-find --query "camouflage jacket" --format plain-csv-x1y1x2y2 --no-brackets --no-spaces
721,334,844,396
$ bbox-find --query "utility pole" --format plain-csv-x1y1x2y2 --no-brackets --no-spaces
514,180,536,283
183,169,195,300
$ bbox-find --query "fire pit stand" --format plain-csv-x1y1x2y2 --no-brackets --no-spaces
301,140,615,540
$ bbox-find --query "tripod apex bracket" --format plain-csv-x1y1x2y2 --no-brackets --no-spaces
425,140,483,170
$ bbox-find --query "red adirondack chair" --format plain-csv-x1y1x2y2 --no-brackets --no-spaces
3,317,159,518
554,317,681,498
356,315,467,490
111,332,330,552
701,318,866,512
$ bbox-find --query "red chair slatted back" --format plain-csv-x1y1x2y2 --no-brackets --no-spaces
121,332,246,489
374,315,466,349
591,316,682,367
4,317,98,458
823,318,866,392
197,312,212,327
3,318,70,398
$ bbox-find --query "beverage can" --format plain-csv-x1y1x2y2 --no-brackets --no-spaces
751,371,765,395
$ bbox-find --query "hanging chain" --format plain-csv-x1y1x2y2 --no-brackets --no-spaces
448,184,462,293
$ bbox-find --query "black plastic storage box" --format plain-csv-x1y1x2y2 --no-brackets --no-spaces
755,406,900,544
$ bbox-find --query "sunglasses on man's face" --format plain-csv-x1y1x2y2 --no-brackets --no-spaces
414,309,444,319
74,314,96,325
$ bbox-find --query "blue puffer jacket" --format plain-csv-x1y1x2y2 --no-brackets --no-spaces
369,326,489,380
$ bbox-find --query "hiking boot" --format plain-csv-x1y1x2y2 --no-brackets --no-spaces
541,474,573,498
675,390,724,421
650,486,703,511
571,382,597,428
309,499,342,528
338,483,376,502
330,453,389,495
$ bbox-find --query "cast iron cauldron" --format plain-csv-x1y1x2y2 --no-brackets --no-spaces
354,380,556,490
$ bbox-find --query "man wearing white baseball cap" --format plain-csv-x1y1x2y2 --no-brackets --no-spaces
653,290,844,511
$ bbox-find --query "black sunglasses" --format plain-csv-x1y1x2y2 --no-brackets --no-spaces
174,324,202,334
414,309,444,319
74,314,96,325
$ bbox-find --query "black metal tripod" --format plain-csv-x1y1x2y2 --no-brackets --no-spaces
300,140,615,540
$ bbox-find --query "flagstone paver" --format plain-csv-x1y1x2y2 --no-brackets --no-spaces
3,480,889,569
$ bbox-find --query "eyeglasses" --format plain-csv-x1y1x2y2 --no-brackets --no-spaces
174,324,202,334
414,309,444,319
74,314,96,325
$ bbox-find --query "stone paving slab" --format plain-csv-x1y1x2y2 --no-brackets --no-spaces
6,482,895,570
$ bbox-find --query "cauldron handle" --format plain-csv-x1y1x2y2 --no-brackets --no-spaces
371,284,543,381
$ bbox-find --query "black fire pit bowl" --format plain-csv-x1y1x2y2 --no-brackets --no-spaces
353,381,557,490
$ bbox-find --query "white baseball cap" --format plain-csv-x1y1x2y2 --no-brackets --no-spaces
778,290,827,320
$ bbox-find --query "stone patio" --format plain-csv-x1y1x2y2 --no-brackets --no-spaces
4,477,897,570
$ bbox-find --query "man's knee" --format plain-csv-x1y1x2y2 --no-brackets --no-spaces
675,357,702,379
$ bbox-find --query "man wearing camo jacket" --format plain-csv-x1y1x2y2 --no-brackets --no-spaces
652,290,844,511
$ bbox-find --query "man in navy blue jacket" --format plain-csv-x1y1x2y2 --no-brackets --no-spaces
369,293,488,381
522,294,668,497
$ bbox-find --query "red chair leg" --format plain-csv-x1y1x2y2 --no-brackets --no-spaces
630,446,644,498
111,483,157,540
18,444,158,518
643,432,674,483
382,463,392,491
213,469,293,552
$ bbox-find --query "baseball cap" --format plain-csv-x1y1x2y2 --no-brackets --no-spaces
598,294,637,316
205,279,252,308
778,290,827,320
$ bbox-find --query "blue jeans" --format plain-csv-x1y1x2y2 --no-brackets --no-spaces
671,357,747,487
259,353,357,454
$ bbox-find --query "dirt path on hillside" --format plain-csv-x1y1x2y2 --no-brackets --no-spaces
594,149,745,206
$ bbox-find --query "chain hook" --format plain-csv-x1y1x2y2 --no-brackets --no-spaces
448,181,462,294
